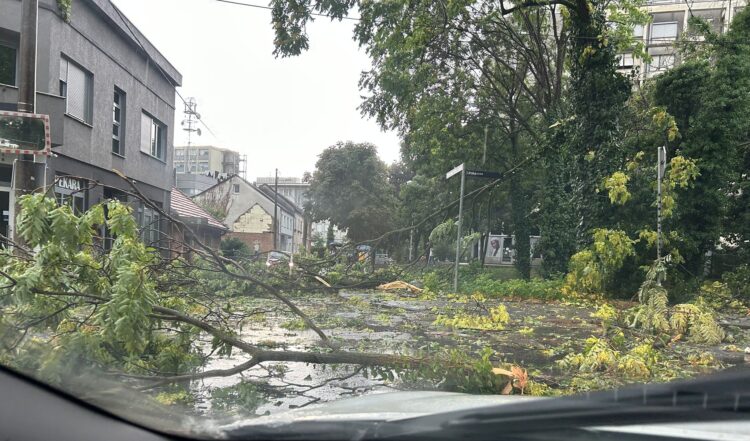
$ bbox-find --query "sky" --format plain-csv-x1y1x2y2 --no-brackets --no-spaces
112,0,401,181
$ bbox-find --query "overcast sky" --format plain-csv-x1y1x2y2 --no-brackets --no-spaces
112,0,401,181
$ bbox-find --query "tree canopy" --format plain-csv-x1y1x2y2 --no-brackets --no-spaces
307,141,398,243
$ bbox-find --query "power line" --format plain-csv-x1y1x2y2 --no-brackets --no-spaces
215,0,361,21
111,4,220,140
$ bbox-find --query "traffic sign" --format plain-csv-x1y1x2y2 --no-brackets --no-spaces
466,169,501,179
446,163,464,179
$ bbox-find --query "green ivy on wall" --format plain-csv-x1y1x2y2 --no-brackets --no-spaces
57,0,71,22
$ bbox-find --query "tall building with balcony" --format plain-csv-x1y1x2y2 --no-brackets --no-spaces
0,0,180,244
174,145,245,196
619,0,746,77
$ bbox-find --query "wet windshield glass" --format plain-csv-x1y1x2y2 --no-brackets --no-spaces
1,0,749,437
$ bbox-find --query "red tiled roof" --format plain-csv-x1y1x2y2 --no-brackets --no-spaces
170,188,227,230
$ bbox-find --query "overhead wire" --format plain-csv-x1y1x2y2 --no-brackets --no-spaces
214,0,362,21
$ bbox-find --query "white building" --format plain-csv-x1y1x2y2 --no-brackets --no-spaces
619,0,746,78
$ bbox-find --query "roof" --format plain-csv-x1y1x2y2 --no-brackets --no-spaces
257,184,304,215
170,188,227,231
191,173,245,198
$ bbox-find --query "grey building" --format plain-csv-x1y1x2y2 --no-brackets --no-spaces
0,0,180,241
174,145,244,196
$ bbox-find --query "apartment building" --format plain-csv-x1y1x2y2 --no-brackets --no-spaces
174,145,245,196
0,0,180,243
620,0,746,77
254,175,309,209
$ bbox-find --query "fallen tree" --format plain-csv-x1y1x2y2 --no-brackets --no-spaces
0,177,519,410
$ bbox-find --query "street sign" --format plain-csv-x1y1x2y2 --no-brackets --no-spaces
446,163,464,179
0,111,51,155
466,169,502,179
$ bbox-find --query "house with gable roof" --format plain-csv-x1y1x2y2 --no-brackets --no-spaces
191,175,306,255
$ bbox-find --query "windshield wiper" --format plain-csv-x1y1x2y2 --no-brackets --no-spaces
226,370,750,440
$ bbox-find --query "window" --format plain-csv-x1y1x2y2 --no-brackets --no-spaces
140,112,166,160
199,149,208,157
647,54,676,77
112,88,125,155
59,58,93,123
618,53,635,68
233,183,240,193
0,44,16,86
633,24,644,39
54,175,87,215
137,203,162,246
175,149,184,157
650,22,678,42
175,163,185,173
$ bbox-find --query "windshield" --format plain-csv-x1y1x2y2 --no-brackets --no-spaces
1,0,749,438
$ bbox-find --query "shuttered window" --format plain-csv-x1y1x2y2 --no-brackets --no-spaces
59,58,93,124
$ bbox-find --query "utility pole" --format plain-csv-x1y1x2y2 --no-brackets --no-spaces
17,0,37,114
181,97,201,174
14,0,40,243
408,218,414,262
657,146,667,284
446,163,465,292
273,168,279,250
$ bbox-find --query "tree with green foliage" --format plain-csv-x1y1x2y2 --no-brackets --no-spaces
653,9,750,276
266,0,649,279
307,142,399,244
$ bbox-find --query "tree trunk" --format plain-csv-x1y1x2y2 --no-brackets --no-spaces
509,125,531,279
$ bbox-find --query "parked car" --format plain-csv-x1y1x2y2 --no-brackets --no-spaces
266,251,289,268
375,253,394,265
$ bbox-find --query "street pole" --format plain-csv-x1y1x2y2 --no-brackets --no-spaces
273,168,279,250
408,219,414,262
14,0,40,244
482,126,488,166
657,146,667,284
18,0,37,114
453,167,465,292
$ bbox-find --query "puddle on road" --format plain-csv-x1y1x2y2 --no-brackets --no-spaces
190,290,750,418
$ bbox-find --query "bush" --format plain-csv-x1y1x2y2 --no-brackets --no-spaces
422,271,448,292
461,274,564,300
723,264,750,302
220,237,251,260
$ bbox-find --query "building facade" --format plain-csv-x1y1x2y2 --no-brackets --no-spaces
0,0,180,242
174,145,244,196
619,0,746,77
192,175,306,254
254,175,310,209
